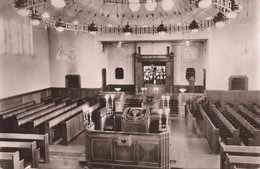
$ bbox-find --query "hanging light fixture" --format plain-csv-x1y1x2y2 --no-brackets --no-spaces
226,0,240,18
123,22,132,36
189,20,199,33
51,0,66,8
129,0,141,12
56,33,66,60
42,12,50,19
198,0,212,9
88,20,98,35
213,12,227,27
161,0,174,11
29,10,42,26
13,0,30,16
145,0,157,11
157,21,167,35
55,17,66,32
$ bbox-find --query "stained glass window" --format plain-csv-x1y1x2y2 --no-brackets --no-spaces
143,64,166,84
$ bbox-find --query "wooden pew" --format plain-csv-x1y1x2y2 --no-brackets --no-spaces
27,102,78,133
225,154,260,169
44,102,89,144
0,151,24,169
0,141,39,168
237,104,260,128
252,105,260,116
198,105,220,153
0,101,35,116
220,142,260,169
15,102,56,120
61,103,100,145
212,105,240,145
226,105,260,146
1,102,45,120
0,133,49,163
14,102,66,131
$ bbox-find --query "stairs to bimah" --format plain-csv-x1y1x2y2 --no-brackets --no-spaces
124,98,143,109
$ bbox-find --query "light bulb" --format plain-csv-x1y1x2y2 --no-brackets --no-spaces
215,21,225,27
56,26,65,32
124,32,131,36
42,12,50,19
17,8,30,16
30,19,40,26
51,0,66,8
198,0,212,8
226,11,237,19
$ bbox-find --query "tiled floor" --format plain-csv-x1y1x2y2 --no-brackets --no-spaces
39,117,220,169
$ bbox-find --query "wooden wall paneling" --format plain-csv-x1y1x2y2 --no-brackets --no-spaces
135,62,143,94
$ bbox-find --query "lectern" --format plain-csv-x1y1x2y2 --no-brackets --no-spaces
84,107,170,169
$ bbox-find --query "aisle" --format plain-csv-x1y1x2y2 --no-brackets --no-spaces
170,117,220,169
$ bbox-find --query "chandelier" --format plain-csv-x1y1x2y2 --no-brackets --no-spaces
12,0,242,35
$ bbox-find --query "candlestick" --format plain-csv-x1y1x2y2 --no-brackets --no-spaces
166,95,170,108
161,95,165,109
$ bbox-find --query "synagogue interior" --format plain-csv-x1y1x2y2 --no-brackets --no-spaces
0,0,260,169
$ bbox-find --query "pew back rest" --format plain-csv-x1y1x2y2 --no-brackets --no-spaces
212,105,238,134
0,133,49,163
0,151,24,169
0,141,38,168
220,142,260,169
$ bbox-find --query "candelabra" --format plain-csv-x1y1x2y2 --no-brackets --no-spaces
105,94,115,116
82,104,94,127
159,95,170,132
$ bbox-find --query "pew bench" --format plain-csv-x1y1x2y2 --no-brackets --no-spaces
212,105,240,145
0,151,25,169
220,142,260,169
226,105,260,146
0,133,49,163
0,101,35,116
225,154,260,169
14,102,67,132
61,103,100,145
44,102,89,144
198,105,220,153
27,102,78,134
0,141,39,168
1,102,45,120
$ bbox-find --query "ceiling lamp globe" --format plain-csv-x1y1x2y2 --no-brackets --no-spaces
191,29,198,33
56,26,65,32
145,0,157,11
30,19,40,26
198,0,212,9
161,0,174,11
124,32,132,36
51,0,66,8
226,11,237,19
17,8,30,16
215,21,225,27
129,0,140,12
42,12,50,19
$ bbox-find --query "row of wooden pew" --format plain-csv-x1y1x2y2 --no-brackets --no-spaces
0,95,101,168
189,99,260,168
220,142,260,169
0,133,49,169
